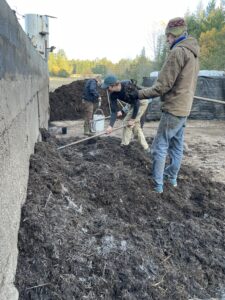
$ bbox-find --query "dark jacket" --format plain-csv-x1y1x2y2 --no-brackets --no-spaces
138,36,200,117
83,79,100,103
109,80,140,127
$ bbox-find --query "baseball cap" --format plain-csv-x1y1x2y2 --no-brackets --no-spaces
101,74,118,89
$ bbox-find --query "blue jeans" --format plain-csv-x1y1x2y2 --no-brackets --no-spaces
151,112,187,186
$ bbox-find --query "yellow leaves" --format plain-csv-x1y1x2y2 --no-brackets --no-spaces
199,28,217,57
199,26,225,69
48,50,73,77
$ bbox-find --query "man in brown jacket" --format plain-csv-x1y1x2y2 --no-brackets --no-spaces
137,17,200,193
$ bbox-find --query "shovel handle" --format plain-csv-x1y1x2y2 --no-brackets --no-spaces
57,124,125,150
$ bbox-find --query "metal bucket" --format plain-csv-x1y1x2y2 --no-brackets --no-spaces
92,109,105,132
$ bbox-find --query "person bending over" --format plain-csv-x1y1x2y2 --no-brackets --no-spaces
101,75,150,153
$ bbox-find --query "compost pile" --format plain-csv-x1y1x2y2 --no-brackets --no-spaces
49,80,109,121
15,133,225,300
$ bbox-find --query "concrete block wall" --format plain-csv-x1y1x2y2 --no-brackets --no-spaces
0,1,49,299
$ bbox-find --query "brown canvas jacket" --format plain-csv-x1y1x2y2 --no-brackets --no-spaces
138,37,200,117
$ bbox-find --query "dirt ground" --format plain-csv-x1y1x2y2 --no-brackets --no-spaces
50,118,225,184
15,117,225,300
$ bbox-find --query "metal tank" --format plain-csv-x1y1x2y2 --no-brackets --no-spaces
24,14,49,60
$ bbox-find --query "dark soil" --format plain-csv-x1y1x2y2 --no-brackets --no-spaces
49,80,110,121
15,132,225,300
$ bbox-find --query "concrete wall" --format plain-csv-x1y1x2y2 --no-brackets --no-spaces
0,1,49,299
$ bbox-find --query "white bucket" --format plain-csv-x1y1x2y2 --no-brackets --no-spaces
92,109,105,132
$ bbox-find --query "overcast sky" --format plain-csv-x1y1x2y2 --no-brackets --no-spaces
6,0,212,62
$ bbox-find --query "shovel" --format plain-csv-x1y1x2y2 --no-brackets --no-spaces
57,124,125,150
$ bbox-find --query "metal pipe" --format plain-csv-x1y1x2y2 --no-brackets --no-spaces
57,125,125,150
194,96,225,105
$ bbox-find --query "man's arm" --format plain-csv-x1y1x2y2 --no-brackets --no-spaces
109,112,117,127
131,99,140,119
138,48,185,99
106,98,118,134
89,80,99,98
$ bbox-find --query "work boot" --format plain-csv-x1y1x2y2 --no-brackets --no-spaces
164,175,177,187
169,178,177,187
84,123,89,136
148,177,163,194
88,131,95,136
84,123,94,136
90,128,96,135
153,184,163,194
84,129,90,136
84,130,95,136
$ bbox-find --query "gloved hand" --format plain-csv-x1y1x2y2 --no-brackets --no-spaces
127,90,139,100
98,97,102,108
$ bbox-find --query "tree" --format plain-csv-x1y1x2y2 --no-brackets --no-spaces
147,21,167,70
92,64,107,75
153,34,167,71
200,26,225,69
124,48,153,84
48,50,73,77
185,0,225,69
70,59,95,75
48,53,60,76
112,59,132,80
